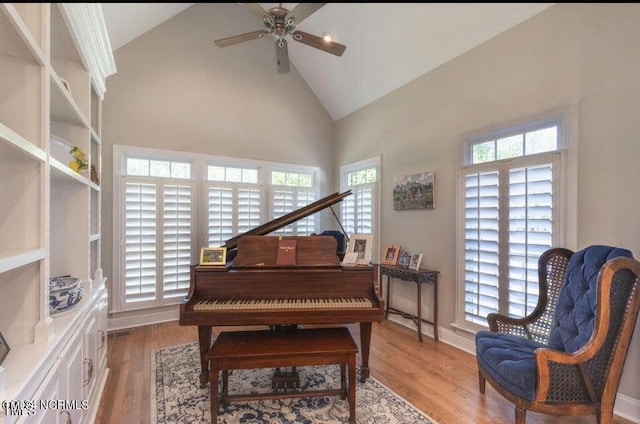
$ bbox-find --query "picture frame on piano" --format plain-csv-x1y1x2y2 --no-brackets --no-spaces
200,247,226,266
349,234,372,265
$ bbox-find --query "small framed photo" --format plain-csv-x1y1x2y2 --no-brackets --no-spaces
398,252,412,268
0,331,9,366
199,247,226,266
382,244,401,266
349,234,373,265
409,252,423,271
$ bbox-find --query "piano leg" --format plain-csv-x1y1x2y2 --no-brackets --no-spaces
359,322,372,382
198,325,212,388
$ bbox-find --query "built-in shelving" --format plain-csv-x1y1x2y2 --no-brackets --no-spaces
0,3,114,422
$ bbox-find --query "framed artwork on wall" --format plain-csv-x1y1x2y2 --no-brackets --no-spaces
393,171,435,210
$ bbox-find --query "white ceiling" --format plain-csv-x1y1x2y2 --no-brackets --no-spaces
101,3,554,121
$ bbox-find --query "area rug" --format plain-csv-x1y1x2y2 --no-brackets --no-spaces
152,342,437,424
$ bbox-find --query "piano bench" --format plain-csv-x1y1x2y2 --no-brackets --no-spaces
206,327,358,424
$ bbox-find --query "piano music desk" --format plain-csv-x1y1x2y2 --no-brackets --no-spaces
207,327,358,423
378,264,439,342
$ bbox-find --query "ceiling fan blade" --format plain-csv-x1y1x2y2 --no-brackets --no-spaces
276,39,290,74
292,30,346,57
214,30,267,47
243,3,271,20
285,3,326,25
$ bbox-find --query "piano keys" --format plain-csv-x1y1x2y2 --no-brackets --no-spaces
193,297,375,310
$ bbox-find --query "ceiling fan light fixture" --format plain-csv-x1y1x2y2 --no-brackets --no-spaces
214,3,346,74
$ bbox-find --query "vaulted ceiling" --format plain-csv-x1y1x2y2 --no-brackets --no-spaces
101,3,554,121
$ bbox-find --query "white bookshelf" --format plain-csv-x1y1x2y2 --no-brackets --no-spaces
0,4,115,423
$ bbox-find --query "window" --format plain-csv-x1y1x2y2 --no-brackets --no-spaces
206,165,262,247
459,113,573,329
122,177,195,309
341,157,380,259
113,145,321,313
270,170,317,236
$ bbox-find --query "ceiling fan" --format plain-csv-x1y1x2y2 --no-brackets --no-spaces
214,3,346,74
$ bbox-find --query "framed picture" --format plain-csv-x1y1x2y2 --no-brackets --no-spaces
382,244,401,266
0,331,9,366
199,247,226,266
349,234,373,265
398,252,412,268
409,252,423,270
393,171,435,210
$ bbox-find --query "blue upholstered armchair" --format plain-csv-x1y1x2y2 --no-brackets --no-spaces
475,245,640,424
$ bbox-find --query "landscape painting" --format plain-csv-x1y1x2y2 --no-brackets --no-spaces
393,172,434,210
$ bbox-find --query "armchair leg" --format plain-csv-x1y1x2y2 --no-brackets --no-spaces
478,370,486,394
515,407,526,424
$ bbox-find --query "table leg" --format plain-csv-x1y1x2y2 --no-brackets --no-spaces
385,275,390,318
433,279,439,341
416,280,423,342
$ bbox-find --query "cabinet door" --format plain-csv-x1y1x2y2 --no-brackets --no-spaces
96,291,108,372
82,312,98,401
16,360,64,424
61,335,85,424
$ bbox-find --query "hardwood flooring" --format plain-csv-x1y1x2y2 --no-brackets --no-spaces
95,320,634,424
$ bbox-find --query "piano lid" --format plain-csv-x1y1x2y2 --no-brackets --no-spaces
223,190,352,251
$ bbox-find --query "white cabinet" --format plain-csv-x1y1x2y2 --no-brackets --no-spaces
0,3,115,423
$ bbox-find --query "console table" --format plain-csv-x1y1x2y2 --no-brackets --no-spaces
378,264,439,342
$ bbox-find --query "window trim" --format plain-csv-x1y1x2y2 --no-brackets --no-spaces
455,104,577,333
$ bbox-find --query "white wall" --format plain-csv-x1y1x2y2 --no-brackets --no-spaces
334,3,640,406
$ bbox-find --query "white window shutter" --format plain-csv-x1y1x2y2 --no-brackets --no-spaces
124,181,157,304
464,171,500,325
507,163,554,317
162,184,193,300
207,186,234,247
237,188,261,234
272,189,295,236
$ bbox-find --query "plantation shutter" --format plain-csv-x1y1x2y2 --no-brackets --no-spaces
162,183,193,300
341,194,355,236
464,154,558,325
507,161,556,317
124,180,157,304
295,191,316,235
464,171,500,325
272,189,295,236
237,188,261,234
207,184,262,246
207,186,234,247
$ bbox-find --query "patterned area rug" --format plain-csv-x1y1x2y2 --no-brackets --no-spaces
152,342,437,424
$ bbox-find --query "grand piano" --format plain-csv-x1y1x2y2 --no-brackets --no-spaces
179,191,385,387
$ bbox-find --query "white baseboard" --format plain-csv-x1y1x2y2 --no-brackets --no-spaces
387,316,640,423
107,306,179,331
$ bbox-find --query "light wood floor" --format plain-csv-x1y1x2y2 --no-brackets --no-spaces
95,320,634,424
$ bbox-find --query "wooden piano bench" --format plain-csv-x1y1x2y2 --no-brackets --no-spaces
206,327,358,424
